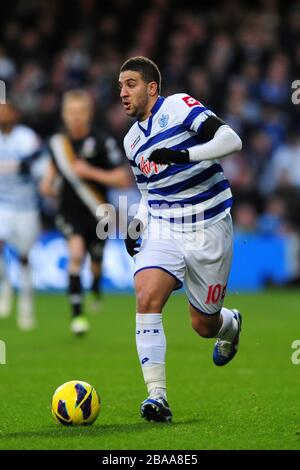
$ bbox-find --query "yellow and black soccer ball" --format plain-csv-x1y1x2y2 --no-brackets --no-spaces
51,380,100,426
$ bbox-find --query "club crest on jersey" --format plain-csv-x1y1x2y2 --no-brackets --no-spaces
158,114,169,128
81,137,96,158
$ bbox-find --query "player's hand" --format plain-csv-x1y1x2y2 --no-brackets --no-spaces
148,148,190,165
125,218,144,257
72,159,93,179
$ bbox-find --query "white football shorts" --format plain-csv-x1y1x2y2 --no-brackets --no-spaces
134,213,233,315
0,209,40,256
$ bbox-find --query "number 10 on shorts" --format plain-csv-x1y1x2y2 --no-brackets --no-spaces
205,284,227,304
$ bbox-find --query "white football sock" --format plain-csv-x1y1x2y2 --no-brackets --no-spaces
0,254,13,317
17,264,35,329
0,256,6,282
136,313,167,398
216,307,238,341
19,264,33,298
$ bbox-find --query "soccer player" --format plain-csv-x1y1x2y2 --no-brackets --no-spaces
40,90,131,335
0,101,41,330
119,57,243,422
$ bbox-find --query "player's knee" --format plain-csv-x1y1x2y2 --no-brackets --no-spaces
136,287,163,313
191,316,218,338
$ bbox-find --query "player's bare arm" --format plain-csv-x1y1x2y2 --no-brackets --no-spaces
72,158,132,188
39,161,59,198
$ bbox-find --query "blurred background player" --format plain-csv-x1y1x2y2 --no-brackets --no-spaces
0,100,41,330
40,89,131,335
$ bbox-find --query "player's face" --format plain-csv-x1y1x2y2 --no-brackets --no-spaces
0,104,18,128
62,99,93,132
119,71,154,121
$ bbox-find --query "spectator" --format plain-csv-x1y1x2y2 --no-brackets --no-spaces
0,0,298,233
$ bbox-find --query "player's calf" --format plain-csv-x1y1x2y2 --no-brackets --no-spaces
190,318,221,338
189,307,221,338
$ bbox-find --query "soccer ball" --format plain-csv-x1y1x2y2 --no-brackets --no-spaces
51,380,100,426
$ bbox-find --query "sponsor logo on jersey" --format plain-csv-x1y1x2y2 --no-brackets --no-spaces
182,95,202,107
158,113,169,128
82,137,96,158
131,135,141,149
139,155,160,175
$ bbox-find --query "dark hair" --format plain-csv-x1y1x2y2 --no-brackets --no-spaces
120,56,161,94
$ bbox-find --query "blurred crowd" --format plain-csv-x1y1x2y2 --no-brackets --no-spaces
1,0,300,237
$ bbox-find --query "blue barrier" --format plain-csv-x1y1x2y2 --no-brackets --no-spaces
228,233,294,291
4,230,295,292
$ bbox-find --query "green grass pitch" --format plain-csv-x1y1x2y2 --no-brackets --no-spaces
0,289,299,450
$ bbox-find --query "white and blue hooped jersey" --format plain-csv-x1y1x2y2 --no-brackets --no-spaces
123,94,233,232
0,124,40,211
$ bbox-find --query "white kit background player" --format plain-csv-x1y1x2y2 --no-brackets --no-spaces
119,57,243,422
0,101,42,330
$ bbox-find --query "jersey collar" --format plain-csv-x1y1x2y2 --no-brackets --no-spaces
137,96,165,137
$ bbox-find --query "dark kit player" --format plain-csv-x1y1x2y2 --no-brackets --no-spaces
41,90,131,334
